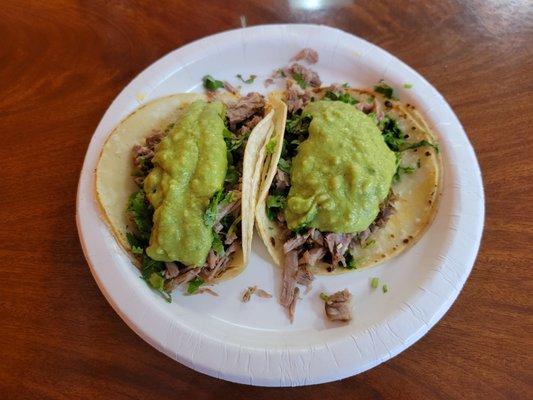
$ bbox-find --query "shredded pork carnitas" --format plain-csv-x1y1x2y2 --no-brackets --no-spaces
241,286,273,302
324,289,352,322
226,92,265,131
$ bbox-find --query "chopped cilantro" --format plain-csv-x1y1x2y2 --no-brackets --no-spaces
379,116,405,150
202,75,224,91
371,277,379,289
319,292,329,301
140,253,171,302
203,190,224,227
403,83,413,89
394,164,416,182
236,74,257,84
126,232,144,254
211,231,225,256
266,194,286,221
382,284,389,293
204,190,234,227
266,139,277,154
224,133,247,152
342,82,350,88
148,273,165,291
187,277,204,294
285,112,312,136
292,72,308,89
400,139,439,153
325,91,358,105
345,251,360,269
225,165,239,184
277,157,291,174
374,81,394,99
277,68,286,78
127,190,153,241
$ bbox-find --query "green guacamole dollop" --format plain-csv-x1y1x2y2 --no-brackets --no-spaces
285,100,396,233
144,100,227,266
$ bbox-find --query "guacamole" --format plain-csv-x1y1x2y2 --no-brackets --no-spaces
285,100,396,232
144,100,227,265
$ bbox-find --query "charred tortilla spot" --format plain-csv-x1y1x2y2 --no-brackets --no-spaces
390,234,395,238
425,151,431,156
270,237,276,246
403,238,409,244
381,254,386,258
411,126,416,130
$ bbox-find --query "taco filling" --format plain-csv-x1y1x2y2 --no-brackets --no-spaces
256,58,440,320
124,95,266,300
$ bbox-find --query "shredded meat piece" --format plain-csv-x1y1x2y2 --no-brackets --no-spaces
206,250,217,269
237,114,263,135
280,251,299,308
357,101,374,114
132,130,164,175
285,79,313,113
369,191,397,232
204,241,239,281
165,268,200,291
263,77,275,87
196,287,219,297
324,289,352,322
326,82,346,94
357,228,371,244
285,63,321,87
225,231,238,245
275,168,290,189
295,265,314,287
292,48,319,64
164,262,180,279
242,286,256,302
288,287,300,323
215,191,241,224
226,92,265,131
241,286,273,302
223,81,239,95
307,228,324,246
324,233,354,269
283,231,310,253
145,132,163,148
299,247,326,267
255,288,273,298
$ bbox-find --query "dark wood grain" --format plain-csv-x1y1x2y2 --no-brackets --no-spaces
1,1,532,398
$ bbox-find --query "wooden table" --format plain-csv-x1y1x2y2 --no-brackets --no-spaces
1,1,531,398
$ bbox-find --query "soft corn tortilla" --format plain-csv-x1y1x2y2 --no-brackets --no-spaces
255,89,442,275
96,93,274,281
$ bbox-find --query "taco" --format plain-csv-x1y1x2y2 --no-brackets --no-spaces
256,81,441,318
96,92,274,301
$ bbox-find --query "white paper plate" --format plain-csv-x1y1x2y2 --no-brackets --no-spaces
76,24,484,386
